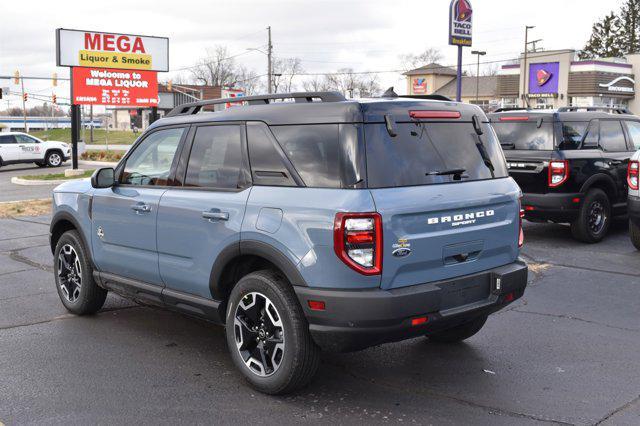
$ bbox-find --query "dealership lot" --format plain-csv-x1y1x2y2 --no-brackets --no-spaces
0,205,638,424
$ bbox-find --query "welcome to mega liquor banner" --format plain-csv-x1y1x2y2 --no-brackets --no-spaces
72,67,158,107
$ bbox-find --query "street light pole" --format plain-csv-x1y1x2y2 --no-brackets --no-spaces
522,25,535,108
267,26,273,94
471,50,486,104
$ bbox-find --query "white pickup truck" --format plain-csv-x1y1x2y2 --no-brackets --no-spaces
0,132,71,168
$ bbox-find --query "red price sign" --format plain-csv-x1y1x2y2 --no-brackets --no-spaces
72,67,158,106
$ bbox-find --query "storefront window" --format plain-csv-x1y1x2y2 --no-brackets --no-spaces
500,98,518,109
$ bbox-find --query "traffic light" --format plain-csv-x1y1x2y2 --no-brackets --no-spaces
14,70,20,84
52,73,58,87
0,88,3,100
167,80,172,91
23,92,28,102
52,93,57,104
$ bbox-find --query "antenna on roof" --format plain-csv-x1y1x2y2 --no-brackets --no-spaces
382,87,398,98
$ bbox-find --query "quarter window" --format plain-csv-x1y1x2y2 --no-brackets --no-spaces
625,121,640,150
0,135,17,144
599,120,627,151
15,134,38,144
184,125,243,189
121,127,184,186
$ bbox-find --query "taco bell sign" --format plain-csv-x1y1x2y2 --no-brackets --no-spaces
449,0,473,46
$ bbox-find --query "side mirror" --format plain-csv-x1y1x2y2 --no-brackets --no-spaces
91,168,115,188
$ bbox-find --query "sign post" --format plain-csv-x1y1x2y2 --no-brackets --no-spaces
449,0,473,102
56,28,168,169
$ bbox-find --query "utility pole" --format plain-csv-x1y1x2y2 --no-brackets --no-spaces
267,26,273,94
89,104,94,143
471,50,486,104
522,25,535,108
20,77,27,132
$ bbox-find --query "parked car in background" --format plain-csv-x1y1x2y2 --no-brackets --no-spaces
0,132,70,168
627,149,640,249
49,91,527,395
489,107,640,243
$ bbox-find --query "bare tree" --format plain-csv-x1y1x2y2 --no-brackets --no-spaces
272,57,304,92
399,48,444,71
303,69,381,98
233,65,262,96
191,46,242,87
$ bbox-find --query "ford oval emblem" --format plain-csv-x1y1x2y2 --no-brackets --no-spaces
392,247,411,258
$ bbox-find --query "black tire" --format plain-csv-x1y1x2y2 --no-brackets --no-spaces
53,230,107,315
570,189,611,243
427,315,488,343
630,220,640,250
45,150,63,167
225,270,320,395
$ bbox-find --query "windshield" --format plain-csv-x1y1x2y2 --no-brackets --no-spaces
492,121,555,150
365,122,508,188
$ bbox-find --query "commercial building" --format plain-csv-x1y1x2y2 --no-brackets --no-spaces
403,63,499,111
497,49,636,111
108,84,244,131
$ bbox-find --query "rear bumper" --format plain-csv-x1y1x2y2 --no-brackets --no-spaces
629,195,640,226
521,192,581,222
295,259,528,352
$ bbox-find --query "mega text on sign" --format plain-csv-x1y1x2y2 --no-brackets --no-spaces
72,67,158,107
57,29,169,71
449,0,473,46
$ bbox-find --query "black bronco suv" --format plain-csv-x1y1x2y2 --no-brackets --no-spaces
489,107,640,243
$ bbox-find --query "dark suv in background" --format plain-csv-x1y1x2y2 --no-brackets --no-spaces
489,107,640,243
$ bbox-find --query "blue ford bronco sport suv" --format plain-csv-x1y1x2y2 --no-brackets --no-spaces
50,91,528,394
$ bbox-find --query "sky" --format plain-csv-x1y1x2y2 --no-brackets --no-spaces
0,0,621,111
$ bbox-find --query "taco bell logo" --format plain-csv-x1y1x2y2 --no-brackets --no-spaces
455,0,472,21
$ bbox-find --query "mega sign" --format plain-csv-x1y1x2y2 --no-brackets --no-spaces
57,29,169,71
449,0,473,46
72,67,158,106
412,78,427,94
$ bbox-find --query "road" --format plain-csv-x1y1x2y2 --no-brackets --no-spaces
1,215,639,425
0,163,72,202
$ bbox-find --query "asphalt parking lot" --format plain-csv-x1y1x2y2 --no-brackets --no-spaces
0,197,639,424
0,163,71,202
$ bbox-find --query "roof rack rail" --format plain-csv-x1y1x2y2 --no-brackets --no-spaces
399,94,453,102
166,91,347,117
491,107,530,113
557,106,631,114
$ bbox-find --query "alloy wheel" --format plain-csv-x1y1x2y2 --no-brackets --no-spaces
49,153,62,166
588,201,607,235
57,244,82,302
233,291,285,377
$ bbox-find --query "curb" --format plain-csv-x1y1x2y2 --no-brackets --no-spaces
11,176,77,186
79,160,118,167
0,197,50,205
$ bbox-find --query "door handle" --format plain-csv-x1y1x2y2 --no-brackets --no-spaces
202,210,229,221
131,203,151,214
610,160,622,165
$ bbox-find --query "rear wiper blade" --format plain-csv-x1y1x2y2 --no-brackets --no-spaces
500,142,515,149
426,168,466,176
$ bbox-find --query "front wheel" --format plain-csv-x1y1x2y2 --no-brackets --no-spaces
571,189,611,243
426,315,488,343
45,150,63,167
53,230,107,315
225,270,320,395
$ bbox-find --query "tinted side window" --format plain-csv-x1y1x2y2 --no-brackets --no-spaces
599,120,627,151
121,128,184,186
0,135,17,144
625,121,640,150
247,122,296,187
185,125,242,189
271,124,341,188
560,122,588,150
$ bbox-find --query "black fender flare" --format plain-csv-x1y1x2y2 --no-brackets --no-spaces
209,239,308,300
49,210,91,256
579,173,618,200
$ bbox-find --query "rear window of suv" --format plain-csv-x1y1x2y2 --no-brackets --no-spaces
365,122,508,188
492,121,554,150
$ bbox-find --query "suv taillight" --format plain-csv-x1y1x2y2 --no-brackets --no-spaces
628,161,639,190
548,160,569,187
518,199,524,248
334,213,382,275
